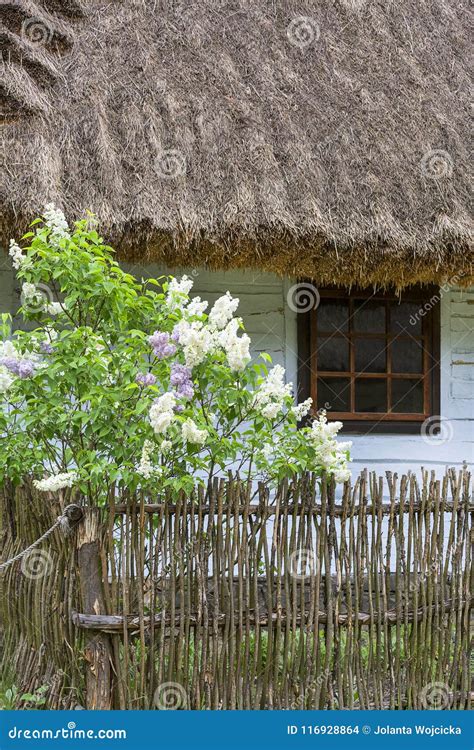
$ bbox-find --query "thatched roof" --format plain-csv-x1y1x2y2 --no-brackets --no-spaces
1,1,472,286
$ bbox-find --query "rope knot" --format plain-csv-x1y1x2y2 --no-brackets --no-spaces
0,504,84,572
58,504,84,536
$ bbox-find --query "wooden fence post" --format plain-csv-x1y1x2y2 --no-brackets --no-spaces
76,508,112,710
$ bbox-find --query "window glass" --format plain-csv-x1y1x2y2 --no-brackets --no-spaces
317,378,350,412
355,378,387,413
355,338,386,373
391,379,424,413
317,299,349,333
391,339,424,373
353,299,385,333
390,302,422,336
317,337,349,371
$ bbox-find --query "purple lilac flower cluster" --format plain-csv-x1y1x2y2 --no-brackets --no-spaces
136,372,157,387
40,341,54,355
149,331,176,359
1,357,36,379
170,363,194,399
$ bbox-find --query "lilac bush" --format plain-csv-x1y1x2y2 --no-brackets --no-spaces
0,208,351,503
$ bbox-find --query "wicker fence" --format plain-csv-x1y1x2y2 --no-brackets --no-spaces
0,468,472,710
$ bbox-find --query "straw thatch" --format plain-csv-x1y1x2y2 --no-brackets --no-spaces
1,1,472,286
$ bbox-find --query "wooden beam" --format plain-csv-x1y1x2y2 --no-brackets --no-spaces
110,501,471,516
71,600,463,633
76,509,113,710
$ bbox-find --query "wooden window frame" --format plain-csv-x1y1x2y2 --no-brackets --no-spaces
297,285,441,435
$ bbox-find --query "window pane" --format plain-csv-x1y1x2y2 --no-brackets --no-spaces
391,339,424,373
317,377,350,412
317,337,349,371
355,338,386,373
317,299,349,333
390,301,422,336
392,379,424,413
353,299,385,333
355,378,387,413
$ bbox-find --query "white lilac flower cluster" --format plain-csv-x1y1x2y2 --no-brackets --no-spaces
166,276,194,312
254,364,294,419
136,439,162,479
143,277,255,459
47,302,63,316
258,410,351,483
21,282,37,300
0,341,16,393
292,398,313,420
0,340,17,360
33,471,78,492
149,392,176,434
184,296,208,318
308,411,352,483
149,390,209,446
21,282,43,308
0,366,14,393
8,240,30,271
168,277,251,373
208,291,239,329
217,319,251,372
9,204,68,274
254,367,312,421
181,418,208,445
21,283,63,317
174,319,216,368
43,203,70,243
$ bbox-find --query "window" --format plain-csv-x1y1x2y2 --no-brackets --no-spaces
297,286,440,434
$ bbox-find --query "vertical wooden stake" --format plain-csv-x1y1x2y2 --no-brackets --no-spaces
77,508,112,710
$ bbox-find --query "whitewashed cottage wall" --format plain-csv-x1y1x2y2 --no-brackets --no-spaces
0,255,15,317
1,252,472,475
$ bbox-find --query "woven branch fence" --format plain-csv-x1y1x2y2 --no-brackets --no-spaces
0,468,472,710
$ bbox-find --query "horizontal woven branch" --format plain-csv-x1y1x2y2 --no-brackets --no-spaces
71,600,465,633
111,501,472,516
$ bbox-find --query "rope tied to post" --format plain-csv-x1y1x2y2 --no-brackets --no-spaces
0,504,83,573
